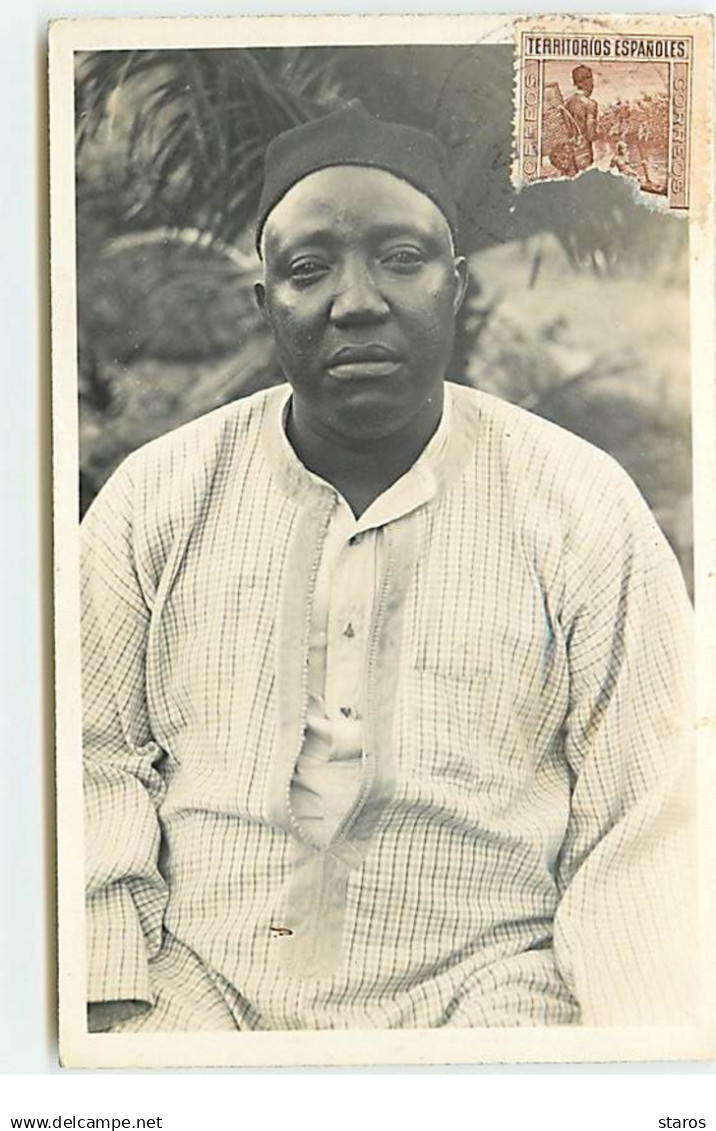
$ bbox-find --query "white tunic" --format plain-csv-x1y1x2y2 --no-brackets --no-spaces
290,393,452,846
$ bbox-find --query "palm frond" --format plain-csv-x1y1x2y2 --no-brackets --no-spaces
76,47,347,244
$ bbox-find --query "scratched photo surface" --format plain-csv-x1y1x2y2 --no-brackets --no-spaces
52,18,713,1065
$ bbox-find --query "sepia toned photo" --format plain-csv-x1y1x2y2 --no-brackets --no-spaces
49,14,715,1068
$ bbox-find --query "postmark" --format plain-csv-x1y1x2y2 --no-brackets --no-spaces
515,23,693,208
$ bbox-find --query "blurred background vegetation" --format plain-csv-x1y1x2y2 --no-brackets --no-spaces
75,45,692,589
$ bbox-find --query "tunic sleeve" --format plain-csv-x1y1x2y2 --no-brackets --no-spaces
553,463,696,1026
81,458,169,1029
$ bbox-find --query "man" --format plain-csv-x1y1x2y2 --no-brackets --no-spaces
83,105,694,1033
610,139,639,181
564,65,599,171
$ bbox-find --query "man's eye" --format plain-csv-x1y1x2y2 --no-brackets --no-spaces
381,247,426,271
289,259,329,284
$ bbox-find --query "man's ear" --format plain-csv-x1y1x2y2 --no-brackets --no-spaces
254,281,266,312
452,257,469,315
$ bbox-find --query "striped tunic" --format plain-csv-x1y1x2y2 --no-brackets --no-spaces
82,382,695,1032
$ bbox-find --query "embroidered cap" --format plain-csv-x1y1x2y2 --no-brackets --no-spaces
255,104,458,254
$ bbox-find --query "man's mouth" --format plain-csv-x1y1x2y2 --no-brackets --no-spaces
325,344,403,379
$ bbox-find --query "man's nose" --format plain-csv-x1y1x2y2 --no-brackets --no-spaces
329,261,390,325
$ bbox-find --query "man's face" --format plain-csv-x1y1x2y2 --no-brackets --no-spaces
255,166,467,442
578,72,594,96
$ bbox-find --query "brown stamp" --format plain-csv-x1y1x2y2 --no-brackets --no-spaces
515,24,693,208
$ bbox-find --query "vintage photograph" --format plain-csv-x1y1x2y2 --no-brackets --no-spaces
50,14,715,1067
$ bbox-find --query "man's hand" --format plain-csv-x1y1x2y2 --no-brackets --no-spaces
87,999,150,1033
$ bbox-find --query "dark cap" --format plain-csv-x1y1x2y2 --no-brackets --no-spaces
255,104,458,254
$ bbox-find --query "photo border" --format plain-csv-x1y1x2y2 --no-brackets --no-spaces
49,11,716,1069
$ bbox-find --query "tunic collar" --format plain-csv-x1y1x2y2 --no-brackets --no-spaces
260,380,474,508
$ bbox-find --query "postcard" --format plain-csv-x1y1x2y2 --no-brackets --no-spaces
49,13,715,1068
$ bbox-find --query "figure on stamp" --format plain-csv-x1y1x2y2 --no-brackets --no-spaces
609,139,639,181
81,105,695,1034
540,68,598,178
564,65,599,172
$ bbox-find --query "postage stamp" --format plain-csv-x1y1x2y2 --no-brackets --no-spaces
515,22,693,208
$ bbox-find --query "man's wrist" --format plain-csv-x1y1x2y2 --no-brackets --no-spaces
87,998,152,1033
